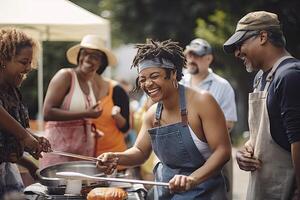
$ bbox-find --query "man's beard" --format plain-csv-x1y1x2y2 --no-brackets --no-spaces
245,63,254,73
187,64,199,75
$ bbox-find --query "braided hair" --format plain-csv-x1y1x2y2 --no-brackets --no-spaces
131,39,186,90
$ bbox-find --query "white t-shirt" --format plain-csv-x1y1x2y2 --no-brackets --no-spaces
182,68,237,122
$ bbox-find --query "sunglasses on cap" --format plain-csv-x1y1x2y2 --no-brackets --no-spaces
234,31,261,51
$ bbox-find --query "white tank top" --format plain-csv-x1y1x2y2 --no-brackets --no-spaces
61,70,96,111
188,126,212,160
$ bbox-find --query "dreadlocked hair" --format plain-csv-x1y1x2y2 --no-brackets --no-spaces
131,39,186,90
0,27,40,68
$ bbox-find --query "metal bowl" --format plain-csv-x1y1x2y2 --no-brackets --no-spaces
36,161,106,187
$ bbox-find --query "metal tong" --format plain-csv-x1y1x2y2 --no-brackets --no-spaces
56,171,169,187
49,150,102,163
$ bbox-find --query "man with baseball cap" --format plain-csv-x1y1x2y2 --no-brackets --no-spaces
184,38,237,130
224,11,300,199
183,38,237,200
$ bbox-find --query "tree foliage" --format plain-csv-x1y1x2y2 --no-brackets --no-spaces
99,0,220,45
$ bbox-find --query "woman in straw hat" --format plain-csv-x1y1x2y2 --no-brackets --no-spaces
39,34,114,168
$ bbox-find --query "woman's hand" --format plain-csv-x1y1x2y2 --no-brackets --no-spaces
169,175,197,193
86,102,103,118
111,106,121,117
22,133,52,159
111,105,127,129
34,135,52,153
96,152,119,175
21,134,41,159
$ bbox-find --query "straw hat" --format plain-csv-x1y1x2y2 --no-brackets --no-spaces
66,34,117,66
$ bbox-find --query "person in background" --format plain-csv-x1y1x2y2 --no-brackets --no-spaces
224,11,300,199
40,34,104,168
0,27,51,198
97,39,231,199
183,38,237,200
91,42,130,159
116,78,138,148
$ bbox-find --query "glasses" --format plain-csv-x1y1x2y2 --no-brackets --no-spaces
186,51,205,58
80,49,105,61
235,31,260,51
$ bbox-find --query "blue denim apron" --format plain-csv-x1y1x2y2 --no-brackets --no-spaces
148,84,226,200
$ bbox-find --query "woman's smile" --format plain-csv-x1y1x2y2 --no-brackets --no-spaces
146,87,160,97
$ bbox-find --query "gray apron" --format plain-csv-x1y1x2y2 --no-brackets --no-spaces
0,162,24,197
148,84,226,200
247,56,296,200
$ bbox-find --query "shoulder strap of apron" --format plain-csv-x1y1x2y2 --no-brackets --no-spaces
179,84,188,125
154,102,163,127
253,70,263,91
153,84,188,127
263,56,294,91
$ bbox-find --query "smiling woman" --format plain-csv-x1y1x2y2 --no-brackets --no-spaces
0,27,51,198
39,34,114,168
97,39,231,200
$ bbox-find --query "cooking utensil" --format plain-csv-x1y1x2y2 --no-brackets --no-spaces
49,150,102,162
36,161,106,188
56,171,169,187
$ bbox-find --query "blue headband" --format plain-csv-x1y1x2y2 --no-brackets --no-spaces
138,58,175,72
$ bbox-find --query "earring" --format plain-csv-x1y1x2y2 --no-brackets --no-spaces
172,80,178,89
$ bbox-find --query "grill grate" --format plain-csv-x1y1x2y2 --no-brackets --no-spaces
26,192,145,200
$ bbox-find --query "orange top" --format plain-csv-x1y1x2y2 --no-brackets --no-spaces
93,81,127,156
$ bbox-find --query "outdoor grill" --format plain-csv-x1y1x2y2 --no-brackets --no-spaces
24,161,147,200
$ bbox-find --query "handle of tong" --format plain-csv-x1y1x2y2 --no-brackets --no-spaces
49,150,102,163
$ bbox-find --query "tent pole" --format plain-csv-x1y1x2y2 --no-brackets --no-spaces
37,40,44,132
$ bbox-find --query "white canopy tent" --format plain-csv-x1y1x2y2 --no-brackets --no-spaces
0,0,111,130
0,0,110,41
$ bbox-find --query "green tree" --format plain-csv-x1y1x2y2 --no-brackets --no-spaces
99,0,219,45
